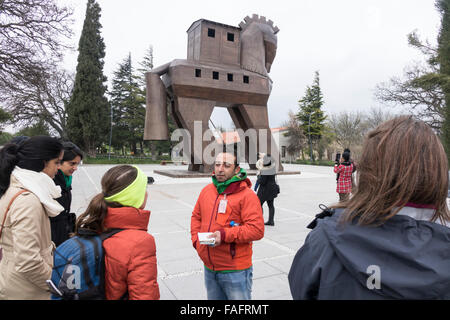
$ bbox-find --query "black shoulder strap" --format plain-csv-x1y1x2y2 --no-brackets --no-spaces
73,237,95,290
100,228,124,242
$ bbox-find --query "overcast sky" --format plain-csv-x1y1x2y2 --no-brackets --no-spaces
62,0,441,129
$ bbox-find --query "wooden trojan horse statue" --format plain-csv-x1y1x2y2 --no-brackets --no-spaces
144,14,283,173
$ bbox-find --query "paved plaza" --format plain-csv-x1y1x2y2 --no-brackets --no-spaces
71,163,339,300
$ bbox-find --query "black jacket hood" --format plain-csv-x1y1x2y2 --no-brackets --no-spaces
319,210,450,299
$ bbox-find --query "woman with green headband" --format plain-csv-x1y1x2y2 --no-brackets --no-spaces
75,165,160,300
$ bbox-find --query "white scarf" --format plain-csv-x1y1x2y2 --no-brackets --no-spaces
11,167,64,218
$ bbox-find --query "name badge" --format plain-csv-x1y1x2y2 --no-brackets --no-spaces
218,199,228,214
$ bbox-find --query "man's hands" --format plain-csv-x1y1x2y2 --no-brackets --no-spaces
208,231,222,247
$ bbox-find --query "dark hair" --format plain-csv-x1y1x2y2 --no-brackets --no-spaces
342,151,350,162
75,165,138,233
221,143,239,166
61,141,83,162
9,136,29,146
335,116,449,226
0,136,63,197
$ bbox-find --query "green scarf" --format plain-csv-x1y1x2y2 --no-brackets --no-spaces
60,170,72,188
212,168,247,194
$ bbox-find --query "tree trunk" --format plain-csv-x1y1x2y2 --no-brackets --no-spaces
151,143,157,161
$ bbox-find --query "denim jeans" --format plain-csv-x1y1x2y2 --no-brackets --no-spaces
204,266,253,300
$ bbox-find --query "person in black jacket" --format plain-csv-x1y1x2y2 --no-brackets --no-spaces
256,155,280,226
50,141,83,246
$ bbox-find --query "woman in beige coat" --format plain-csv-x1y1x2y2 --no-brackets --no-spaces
0,136,64,300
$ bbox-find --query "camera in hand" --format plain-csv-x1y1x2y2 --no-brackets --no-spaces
335,152,341,164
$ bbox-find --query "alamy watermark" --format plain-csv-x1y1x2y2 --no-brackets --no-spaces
366,265,381,290
170,121,281,170
65,264,81,290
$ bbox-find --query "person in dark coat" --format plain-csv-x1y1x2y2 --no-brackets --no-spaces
50,141,83,246
256,155,280,226
288,116,450,299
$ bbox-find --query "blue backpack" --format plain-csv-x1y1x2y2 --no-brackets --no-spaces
48,228,123,300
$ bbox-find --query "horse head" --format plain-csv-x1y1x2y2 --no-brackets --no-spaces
239,14,279,76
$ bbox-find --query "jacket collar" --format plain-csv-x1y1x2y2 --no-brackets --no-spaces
54,170,72,191
221,178,252,195
395,206,449,228
104,206,150,231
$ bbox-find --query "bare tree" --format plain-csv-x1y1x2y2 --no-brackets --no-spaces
374,31,445,131
3,66,74,138
374,64,444,131
0,0,73,92
283,111,306,159
365,107,396,131
317,124,335,161
328,111,366,150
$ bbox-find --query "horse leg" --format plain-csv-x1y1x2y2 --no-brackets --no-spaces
232,104,284,172
228,106,255,169
172,97,215,172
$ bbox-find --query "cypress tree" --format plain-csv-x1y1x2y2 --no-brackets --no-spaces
297,71,327,161
66,0,109,156
437,0,450,162
110,53,145,155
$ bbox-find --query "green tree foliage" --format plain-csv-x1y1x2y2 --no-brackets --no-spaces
0,132,13,145
0,107,12,145
437,0,450,161
16,119,51,137
110,53,145,155
0,107,11,129
297,71,327,161
66,0,109,156
137,46,176,158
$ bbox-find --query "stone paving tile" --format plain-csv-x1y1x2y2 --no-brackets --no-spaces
161,272,207,300
252,261,285,279
252,274,292,300
158,278,177,300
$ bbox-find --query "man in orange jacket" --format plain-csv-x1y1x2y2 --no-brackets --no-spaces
190,151,265,300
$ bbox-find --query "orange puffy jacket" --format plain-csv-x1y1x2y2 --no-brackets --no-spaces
191,179,264,271
102,207,160,300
